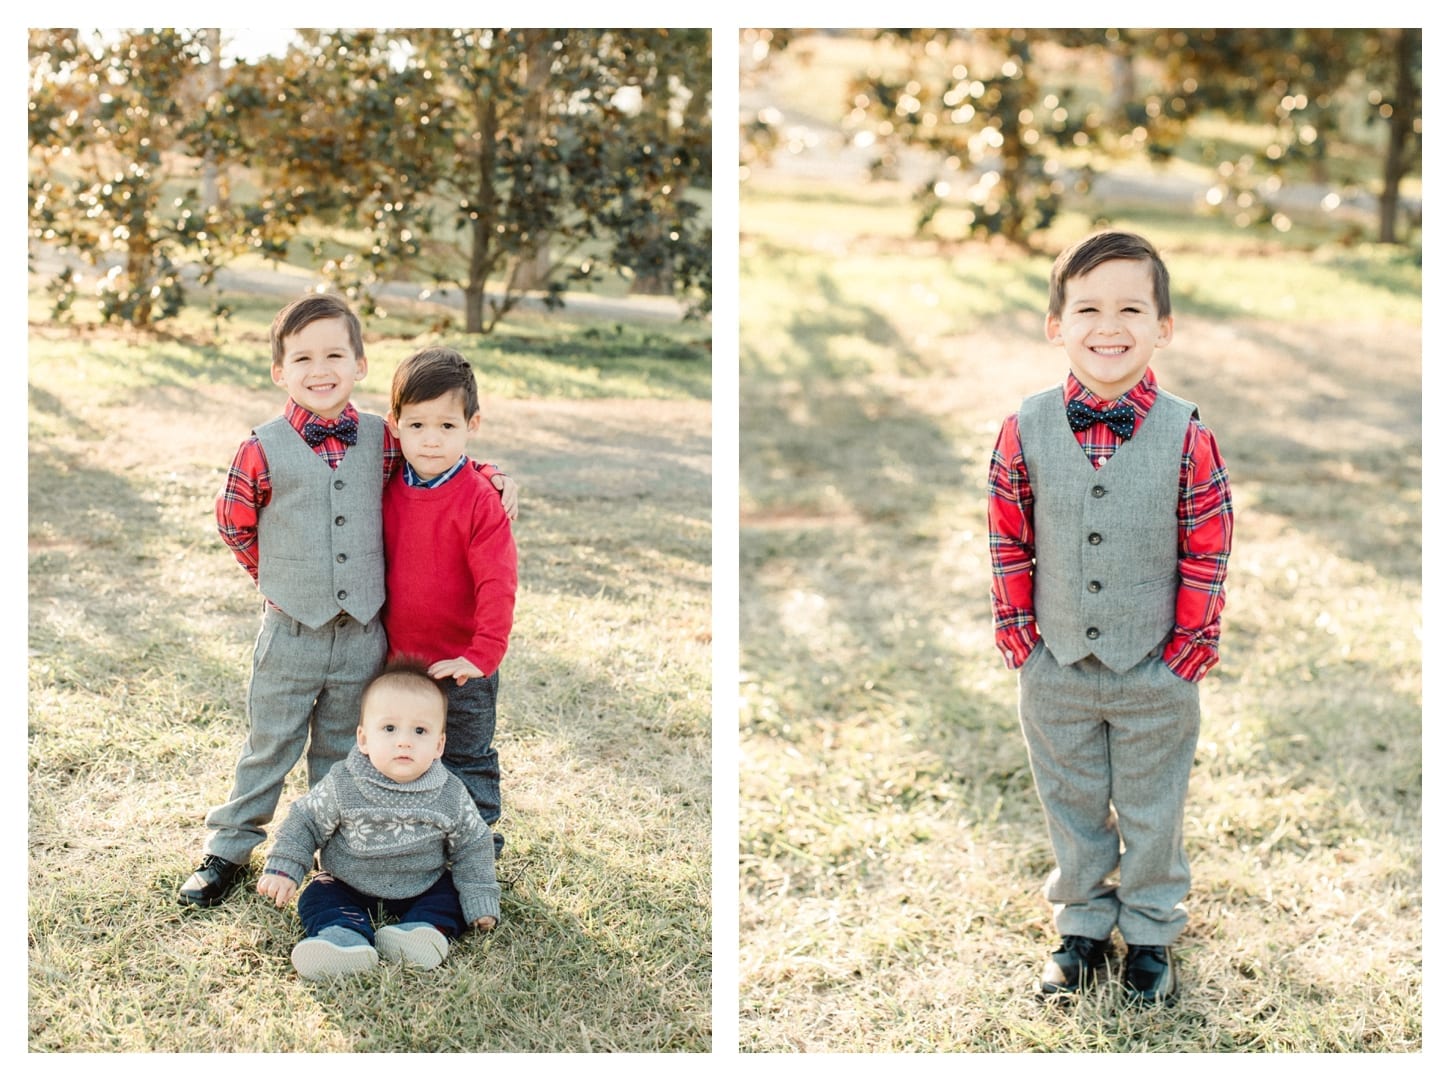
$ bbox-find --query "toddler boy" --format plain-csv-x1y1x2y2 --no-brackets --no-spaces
987,231,1233,1005
178,294,515,908
257,663,500,981
382,347,518,857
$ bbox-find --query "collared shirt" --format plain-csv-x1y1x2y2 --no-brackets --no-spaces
987,368,1233,681
403,455,468,489
216,399,493,582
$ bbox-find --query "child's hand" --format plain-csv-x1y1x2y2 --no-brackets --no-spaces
473,915,497,932
492,474,519,520
429,657,485,686
256,872,297,907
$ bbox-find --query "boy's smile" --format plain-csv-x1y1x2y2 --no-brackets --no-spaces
1045,258,1173,401
271,316,368,419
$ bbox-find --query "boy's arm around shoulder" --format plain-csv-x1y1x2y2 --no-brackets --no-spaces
469,458,518,520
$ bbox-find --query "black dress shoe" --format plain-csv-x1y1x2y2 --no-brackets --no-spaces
1040,934,1110,996
1123,944,1177,1005
178,854,247,907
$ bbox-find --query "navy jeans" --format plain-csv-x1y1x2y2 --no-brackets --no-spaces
296,870,467,944
442,670,503,855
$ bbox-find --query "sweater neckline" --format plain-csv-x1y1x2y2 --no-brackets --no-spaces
345,746,448,792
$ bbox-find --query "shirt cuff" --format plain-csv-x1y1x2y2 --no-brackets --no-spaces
995,625,1040,669
1163,634,1218,682
262,859,307,885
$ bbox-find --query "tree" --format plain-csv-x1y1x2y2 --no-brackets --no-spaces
597,29,712,306
212,28,712,333
755,29,1420,249
839,29,1102,248
1115,28,1421,243
28,28,226,326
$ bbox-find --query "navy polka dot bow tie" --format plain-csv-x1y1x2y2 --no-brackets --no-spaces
1066,400,1137,439
302,416,358,446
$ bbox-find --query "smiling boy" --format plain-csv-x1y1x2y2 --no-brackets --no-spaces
382,347,518,859
178,295,515,909
987,231,1233,1005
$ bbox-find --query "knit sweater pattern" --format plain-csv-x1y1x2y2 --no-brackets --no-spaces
264,746,501,925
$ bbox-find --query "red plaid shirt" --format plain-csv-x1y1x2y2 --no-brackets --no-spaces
987,369,1232,681
216,399,496,582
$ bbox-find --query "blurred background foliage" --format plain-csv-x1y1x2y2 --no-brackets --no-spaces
28,28,712,331
740,28,1419,251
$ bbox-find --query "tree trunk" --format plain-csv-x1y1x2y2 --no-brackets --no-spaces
465,86,500,334
507,32,555,295
1378,28,1418,244
1108,47,1135,129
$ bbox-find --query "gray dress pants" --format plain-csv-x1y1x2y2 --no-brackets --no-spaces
203,605,387,864
1017,639,1201,946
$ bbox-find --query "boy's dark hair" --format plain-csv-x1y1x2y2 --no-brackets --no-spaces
270,293,365,366
361,659,448,730
390,346,480,420
1047,231,1172,320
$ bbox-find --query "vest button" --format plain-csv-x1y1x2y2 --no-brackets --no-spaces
334,479,345,490
1092,485,1106,498
1086,627,1100,640
336,553,347,563
1088,580,1102,593
1088,532,1103,545
337,590,347,601
335,515,346,527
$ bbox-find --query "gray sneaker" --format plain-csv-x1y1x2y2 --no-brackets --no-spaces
376,923,449,969
291,933,379,981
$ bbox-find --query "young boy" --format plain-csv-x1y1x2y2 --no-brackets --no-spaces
383,347,517,858
178,294,516,908
987,231,1232,1005
256,663,500,981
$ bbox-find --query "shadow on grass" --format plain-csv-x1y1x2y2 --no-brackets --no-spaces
1164,319,1420,583
738,251,1421,892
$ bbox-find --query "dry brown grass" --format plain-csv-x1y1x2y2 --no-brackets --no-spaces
738,186,1422,1050
28,305,712,1052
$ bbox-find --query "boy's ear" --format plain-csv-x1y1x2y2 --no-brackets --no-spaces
467,411,482,434
384,412,400,437
355,353,369,378
355,725,367,747
1044,313,1064,344
1156,315,1174,347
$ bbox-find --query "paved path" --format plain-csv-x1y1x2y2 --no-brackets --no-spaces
28,243,690,324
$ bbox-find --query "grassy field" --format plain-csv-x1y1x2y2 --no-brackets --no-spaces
27,289,712,1052
738,42,1421,1054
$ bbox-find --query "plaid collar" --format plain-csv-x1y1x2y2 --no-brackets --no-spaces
403,455,468,489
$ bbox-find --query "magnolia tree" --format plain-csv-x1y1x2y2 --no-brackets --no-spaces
29,27,713,331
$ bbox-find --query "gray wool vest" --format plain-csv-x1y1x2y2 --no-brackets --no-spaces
1018,385,1196,673
254,413,386,629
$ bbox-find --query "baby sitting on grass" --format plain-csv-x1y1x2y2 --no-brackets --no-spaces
257,662,500,981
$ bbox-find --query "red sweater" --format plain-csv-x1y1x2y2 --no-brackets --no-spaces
382,460,517,677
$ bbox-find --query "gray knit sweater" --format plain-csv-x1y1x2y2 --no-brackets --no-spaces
263,746,501,926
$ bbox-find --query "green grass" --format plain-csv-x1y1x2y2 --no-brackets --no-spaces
738,45,1421,1051
28,292,711,1051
